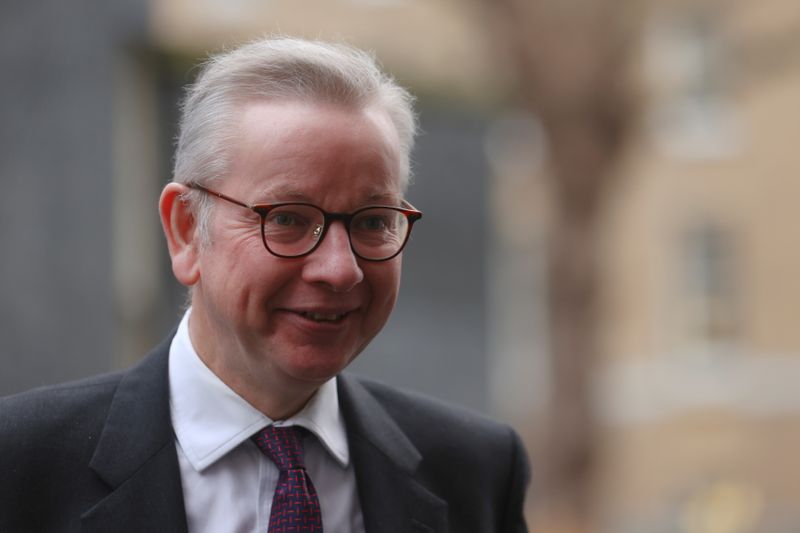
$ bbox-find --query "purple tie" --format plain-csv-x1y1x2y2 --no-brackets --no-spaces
252,425,323,533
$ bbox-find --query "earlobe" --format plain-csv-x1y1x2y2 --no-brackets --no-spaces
159,183,201,286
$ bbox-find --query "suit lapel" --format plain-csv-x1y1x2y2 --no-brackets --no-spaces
79,340,447,532
338,375,448,533
82,336,188,533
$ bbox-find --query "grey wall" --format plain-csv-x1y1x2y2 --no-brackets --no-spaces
0,0,148,393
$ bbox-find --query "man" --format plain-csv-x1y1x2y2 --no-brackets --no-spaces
0,37,529,532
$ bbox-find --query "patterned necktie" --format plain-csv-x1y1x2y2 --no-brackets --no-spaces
252,425,323,533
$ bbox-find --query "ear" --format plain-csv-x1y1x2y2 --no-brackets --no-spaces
159,182,201,287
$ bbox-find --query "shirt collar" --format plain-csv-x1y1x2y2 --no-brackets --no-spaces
168,309,350,472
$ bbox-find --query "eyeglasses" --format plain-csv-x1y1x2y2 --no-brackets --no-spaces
187,182,422,261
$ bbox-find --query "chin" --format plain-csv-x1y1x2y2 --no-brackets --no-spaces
283,354,354,384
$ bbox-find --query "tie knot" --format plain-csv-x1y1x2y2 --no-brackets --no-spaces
252,425,307,471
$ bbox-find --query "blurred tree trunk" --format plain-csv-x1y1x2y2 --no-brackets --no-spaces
479,1,640,531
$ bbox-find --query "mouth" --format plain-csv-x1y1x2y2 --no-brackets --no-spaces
296,310,349,323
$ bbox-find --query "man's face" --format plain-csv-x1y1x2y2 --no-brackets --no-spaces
187,100,404,402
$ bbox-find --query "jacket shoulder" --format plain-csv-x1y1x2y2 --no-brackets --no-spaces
0,332,172,447
346,375,530,532
0,351,171,532
347,375,527,479
353,376,517,443
0,371,123,458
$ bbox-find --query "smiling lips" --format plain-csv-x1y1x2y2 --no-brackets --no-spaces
287,308,355,323
300,311,347,322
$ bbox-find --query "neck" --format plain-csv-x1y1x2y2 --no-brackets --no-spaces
233,376,318,421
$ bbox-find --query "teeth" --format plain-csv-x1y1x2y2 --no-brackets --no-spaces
302,311,345,322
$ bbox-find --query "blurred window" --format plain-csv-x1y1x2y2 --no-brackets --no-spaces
679,221,740,354
645,11,740,158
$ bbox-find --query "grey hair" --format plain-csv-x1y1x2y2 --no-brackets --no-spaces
172,36,418,242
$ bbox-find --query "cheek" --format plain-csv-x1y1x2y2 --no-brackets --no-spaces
201,240,274,305
234,255,298,310
364,262,402,317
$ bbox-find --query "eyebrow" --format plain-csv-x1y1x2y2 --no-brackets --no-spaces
254,187,402,206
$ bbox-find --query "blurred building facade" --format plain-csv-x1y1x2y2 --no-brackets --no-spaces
593,1,800,531
2,0,800,531
489,0,800,530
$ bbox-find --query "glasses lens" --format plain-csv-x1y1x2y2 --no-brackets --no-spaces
350,208,410,260
262,204,324,257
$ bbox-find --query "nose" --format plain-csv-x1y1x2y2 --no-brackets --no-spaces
301,221,364,292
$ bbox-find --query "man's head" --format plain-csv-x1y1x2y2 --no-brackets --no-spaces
159,37,419,417
173,37,417,243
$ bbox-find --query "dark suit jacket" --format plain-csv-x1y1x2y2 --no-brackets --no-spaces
0,335,529,532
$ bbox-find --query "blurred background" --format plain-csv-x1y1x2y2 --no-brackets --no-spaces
2,0,800,531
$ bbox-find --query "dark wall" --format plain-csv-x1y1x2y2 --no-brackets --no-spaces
0,0,148,393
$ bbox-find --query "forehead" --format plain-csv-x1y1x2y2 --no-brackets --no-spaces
227,100,404,203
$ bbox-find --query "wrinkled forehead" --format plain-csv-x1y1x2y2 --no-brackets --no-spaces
216,99,406,206
253,180,404,206
223,97,409,190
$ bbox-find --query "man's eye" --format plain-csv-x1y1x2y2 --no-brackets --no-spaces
270,213,297,226
358,216,388,231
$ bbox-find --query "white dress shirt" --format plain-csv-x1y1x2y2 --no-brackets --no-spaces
168,310,365,533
